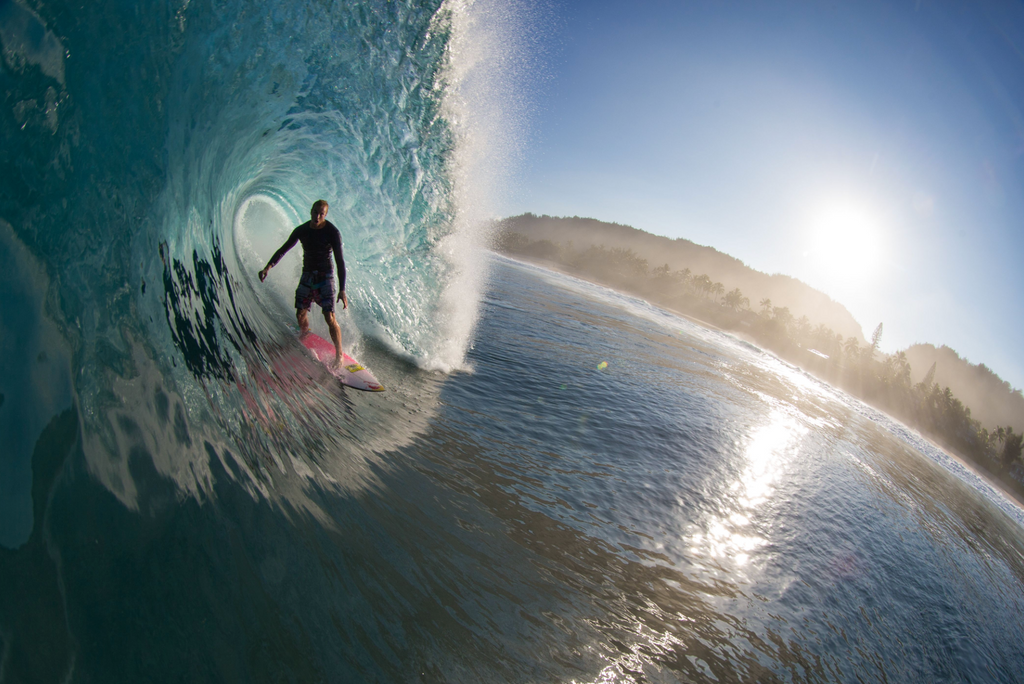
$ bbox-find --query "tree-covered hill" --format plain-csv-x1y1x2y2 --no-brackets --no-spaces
496,214,865,342
905,344,1024,434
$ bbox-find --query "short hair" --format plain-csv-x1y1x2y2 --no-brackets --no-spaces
311,199,329,213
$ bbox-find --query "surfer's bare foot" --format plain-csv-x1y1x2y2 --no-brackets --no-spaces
333,355,343,369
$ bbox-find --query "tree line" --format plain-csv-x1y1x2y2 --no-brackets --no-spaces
493,233,1024,499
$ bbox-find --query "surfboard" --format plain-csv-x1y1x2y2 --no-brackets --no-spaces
300,331,385,392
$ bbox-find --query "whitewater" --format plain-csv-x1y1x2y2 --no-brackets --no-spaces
3,0,1024,682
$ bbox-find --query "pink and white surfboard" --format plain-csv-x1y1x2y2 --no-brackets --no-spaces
300,332,385,392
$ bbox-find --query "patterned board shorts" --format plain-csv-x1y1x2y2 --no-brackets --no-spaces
294,270,337,312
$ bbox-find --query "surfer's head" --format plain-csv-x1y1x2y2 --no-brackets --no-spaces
310,199,329,227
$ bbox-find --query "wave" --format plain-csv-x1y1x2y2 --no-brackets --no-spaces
0,0,525,547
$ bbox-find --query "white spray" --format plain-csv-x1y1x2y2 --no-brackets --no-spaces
425,0,529,372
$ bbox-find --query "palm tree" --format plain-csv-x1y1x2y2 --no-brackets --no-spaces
651,263,673,294
724,288,748,311
1003,430,1024,469
760,298,772,315
711,282,725,303
795,316,812,341
992,426,1007,451
692,274,712,298
610,247,648,279
673,268,691,291
772,306,793,329
890,351,911,389
844,336,860,359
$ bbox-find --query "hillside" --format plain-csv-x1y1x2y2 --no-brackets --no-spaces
497,214,866,342
905,344,1024,434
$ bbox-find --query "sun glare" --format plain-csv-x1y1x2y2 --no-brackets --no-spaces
802,197,886,286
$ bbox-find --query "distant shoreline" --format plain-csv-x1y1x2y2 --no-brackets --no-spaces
505,253,726,332
491,225,1024,510
498,251,1024,511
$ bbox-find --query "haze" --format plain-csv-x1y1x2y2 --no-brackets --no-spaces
502,0,1024,390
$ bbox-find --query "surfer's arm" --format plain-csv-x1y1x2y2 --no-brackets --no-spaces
332,232,347,307
258,228,301,281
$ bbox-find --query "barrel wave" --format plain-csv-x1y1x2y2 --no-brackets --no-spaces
1,0,514,539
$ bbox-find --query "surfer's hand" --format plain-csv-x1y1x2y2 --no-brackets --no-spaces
258,266,269,282
339,291,348,309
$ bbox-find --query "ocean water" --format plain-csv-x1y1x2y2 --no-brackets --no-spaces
4,0,1024,682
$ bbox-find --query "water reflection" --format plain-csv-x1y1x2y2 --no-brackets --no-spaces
690,410,807,569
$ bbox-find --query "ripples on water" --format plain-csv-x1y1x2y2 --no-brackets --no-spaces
428,258,1024,682
58,256,1024,683
7,254,1024,682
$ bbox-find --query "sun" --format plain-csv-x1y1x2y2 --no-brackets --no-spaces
803,197,886,285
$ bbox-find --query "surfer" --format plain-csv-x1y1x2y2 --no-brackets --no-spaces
258,199,348,367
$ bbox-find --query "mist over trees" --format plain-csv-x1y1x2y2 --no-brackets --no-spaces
492,215,1024,502
497,213,866,341
904,344,1024,433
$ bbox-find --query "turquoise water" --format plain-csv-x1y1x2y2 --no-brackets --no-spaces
3,0,1024,681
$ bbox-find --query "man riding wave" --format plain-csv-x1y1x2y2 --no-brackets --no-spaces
259,199,348,366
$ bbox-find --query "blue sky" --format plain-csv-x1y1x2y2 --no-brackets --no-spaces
500,0,1024,390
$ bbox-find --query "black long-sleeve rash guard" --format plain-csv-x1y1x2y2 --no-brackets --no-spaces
267,220,346,291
